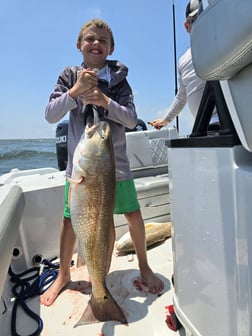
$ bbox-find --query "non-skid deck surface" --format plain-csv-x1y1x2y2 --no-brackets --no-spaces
15,239,183,336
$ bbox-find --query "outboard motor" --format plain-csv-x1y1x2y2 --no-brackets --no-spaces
55,120,68,171
125,118,147,132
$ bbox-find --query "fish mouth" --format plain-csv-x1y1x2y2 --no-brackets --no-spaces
86,121,110,140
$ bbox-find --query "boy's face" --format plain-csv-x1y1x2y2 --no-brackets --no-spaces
77,25,114,69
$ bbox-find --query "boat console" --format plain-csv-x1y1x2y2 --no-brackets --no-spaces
167,1,252,335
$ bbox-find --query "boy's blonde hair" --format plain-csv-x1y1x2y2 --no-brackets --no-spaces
77,19,115,48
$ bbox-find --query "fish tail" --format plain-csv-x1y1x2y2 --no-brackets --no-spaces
74,290,127,327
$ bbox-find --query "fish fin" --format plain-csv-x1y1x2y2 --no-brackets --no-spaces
67,183,72,209
76,242,86,267
74,301,100,326
106,224,115,273
66,177,85,209
67,176,84,184
74,291,127,327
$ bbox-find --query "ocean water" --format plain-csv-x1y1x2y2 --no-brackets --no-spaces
0,139,59,176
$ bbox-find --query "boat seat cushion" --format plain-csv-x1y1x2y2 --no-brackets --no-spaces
191,0,252,80
126,128,177,178
126,131,153,170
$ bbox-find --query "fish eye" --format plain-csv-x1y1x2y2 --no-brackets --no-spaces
100,130,106,139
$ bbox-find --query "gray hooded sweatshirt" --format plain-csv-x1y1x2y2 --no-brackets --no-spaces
45,60,138,180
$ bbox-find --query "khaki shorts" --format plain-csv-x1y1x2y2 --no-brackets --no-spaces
64,179,140,218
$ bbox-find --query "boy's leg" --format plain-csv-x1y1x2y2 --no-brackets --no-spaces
40,180,90,306
40,217,77,306
125,210,164,294
115,180,164,294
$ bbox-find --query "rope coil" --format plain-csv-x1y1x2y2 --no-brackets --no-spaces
8,258,60,336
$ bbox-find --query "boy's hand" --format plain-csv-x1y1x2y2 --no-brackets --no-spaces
82,87,111,110
69,69,98,99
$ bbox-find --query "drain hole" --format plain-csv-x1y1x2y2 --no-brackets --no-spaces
13,248,20,258
32,254,43,265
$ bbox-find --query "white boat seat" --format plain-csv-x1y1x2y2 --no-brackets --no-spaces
191,0,252,151
126,128,178,178
0,185,25,296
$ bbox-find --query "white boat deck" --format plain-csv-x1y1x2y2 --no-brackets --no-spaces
8,238,184,336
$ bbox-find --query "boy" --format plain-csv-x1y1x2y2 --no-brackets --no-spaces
41,19,164,306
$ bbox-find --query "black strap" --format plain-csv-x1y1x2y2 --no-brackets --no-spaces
190,81,238,138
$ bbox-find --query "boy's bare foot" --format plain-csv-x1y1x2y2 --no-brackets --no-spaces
40,274,70,306
40,274,92,306
140,267,164,294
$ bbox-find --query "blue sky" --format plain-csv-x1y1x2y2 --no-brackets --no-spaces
0,0,194,139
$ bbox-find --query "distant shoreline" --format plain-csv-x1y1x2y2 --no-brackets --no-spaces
0,138,55,141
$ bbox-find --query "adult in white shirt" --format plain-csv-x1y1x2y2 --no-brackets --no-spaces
150,0,219,130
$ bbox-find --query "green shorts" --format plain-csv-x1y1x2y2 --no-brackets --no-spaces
64,178,140,218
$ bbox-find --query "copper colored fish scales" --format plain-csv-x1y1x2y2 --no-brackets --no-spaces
70,121,127,326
